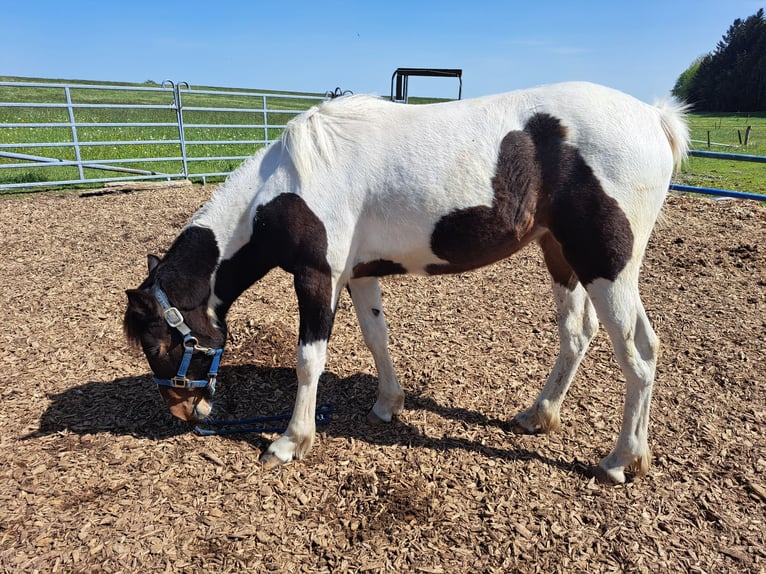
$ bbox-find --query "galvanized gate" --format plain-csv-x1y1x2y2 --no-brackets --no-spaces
0,79,326,192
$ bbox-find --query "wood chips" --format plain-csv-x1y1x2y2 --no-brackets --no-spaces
0,185,764,573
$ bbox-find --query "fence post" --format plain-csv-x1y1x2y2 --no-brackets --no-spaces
175,82,189,178
262,95,268,144
745,125,752,146
64,86,85,182
164,80,189,178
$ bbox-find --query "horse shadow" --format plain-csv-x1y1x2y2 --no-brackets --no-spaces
30,363,593,478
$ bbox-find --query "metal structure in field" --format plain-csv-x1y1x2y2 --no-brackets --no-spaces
0,80,326,192
390,68,462,103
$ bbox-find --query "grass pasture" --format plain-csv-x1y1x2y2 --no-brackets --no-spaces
677,112,766,196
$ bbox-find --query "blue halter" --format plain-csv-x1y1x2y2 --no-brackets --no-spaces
151,285,223,395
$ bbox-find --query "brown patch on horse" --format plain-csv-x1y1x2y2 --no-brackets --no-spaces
224,193,334,345
353,259,407,278
427,113,633,285
524,113,634,285
427,130,542,274
538,232,578,290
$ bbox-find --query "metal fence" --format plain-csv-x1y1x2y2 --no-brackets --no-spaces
670,150,766,202
0,79,327,192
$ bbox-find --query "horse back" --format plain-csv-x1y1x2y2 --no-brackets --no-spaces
267,82,686,281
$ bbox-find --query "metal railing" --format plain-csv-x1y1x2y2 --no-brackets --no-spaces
670,150,766,202
0,79,326,191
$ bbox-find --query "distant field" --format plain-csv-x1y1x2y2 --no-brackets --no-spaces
1,77,765,198
677,112,766,196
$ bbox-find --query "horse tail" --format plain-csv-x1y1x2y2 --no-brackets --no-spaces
655,99,690,169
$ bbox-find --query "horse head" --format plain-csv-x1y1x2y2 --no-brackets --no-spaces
124,252,226,423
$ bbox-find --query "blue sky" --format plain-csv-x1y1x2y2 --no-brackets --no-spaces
2,1,765,102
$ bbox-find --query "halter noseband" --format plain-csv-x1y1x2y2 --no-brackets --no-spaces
151,285,223,394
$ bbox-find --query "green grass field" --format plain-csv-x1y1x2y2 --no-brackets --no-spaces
678,112,766,196
2,76,765,199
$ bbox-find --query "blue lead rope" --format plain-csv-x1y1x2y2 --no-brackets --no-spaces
193,403,335,436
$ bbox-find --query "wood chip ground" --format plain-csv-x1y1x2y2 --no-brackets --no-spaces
0,185,764,573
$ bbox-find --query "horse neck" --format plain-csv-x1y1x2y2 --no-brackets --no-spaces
154,225,220,325
189,143,289,316
192,143,288,252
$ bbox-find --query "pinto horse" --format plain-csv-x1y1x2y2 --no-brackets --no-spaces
124,82,688,483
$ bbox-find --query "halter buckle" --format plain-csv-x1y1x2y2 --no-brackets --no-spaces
163,306,185,329
171,376,190,389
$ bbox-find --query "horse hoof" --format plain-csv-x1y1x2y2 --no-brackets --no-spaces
594,464,626,485
366,409,388,426
259,451,289,470
509,417,539,435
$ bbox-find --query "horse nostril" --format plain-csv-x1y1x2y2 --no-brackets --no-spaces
192,399,213,421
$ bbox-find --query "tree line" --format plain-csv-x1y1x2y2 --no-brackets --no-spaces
673,9,766,112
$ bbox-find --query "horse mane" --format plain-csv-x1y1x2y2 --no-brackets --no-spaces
282,94,388,185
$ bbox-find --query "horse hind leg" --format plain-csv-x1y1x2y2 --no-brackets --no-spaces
512,233,598,435
586,271,658,484
348,277,404,423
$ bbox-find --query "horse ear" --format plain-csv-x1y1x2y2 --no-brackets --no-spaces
147,254,161,272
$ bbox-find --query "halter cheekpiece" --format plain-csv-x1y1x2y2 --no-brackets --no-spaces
151,285,223,394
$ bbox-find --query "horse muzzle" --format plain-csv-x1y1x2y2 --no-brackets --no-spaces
158,387,213,422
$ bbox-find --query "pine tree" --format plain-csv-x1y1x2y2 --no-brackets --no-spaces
674,9,766,111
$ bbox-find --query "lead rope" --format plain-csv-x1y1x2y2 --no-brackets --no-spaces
193,403,335,436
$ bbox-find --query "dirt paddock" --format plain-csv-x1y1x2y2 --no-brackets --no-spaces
0,184,764,573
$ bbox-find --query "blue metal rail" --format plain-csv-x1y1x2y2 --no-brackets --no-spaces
670,149,766,202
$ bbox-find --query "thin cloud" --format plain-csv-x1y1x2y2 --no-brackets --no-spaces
550,46,593,55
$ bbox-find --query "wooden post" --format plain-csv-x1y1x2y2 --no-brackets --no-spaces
745,125,752,146
707,130,711,148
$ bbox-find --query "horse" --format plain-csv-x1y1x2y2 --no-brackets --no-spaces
124,81,689,484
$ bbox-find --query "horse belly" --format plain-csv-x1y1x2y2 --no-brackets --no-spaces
351,217,448,277
351,202,544,279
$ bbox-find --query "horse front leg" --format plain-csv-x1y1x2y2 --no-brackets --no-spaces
260,267,336,469
348,277,404,424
